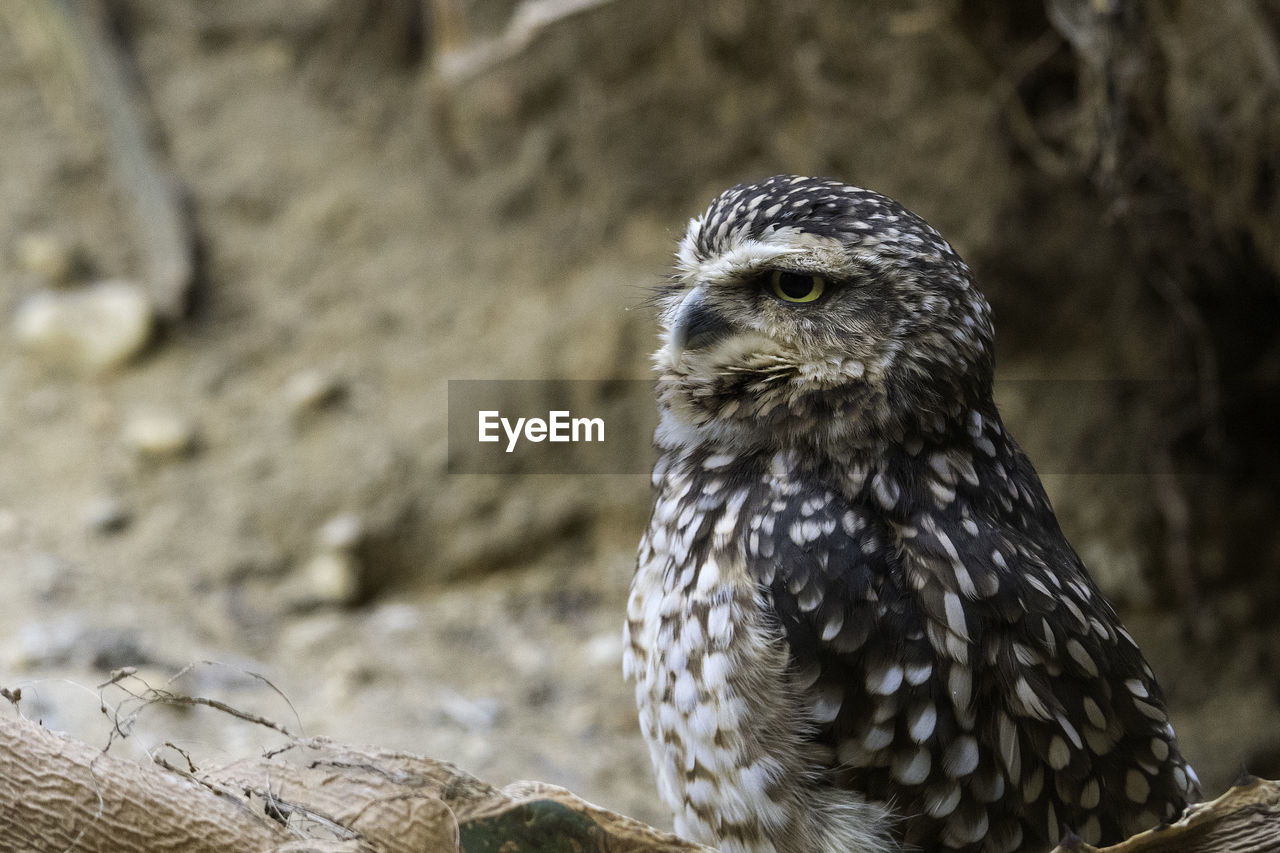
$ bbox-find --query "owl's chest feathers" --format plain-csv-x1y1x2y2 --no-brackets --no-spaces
625,426,1028,850
627,441,885,710
624,461,778,845
625,448,894,851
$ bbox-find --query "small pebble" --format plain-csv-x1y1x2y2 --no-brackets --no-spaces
11,616,146,670
368,602,423,635
83,626,151,670
13,279,154,373
123,411,197,458
15,232,86,286
13,616,81,668
300,550,362,606
435,688,501,731
284,369,345,414
82,495,131,534
317,512,365,551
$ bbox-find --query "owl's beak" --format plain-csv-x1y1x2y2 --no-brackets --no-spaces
669,286,732,364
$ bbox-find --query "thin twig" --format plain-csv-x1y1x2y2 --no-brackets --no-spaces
45,0,199,319
434,0,622,86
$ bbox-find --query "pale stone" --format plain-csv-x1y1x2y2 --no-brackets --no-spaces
123,411,197,458
284,369,345,414
301,550,362,605
317,512,365,551
81,495,131,534
14,280,154,373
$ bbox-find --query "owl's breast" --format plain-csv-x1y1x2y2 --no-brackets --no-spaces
624,461,804,848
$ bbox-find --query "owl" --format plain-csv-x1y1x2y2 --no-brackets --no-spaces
623,176,1200,853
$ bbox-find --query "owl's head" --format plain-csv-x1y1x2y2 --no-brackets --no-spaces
653,175,995,454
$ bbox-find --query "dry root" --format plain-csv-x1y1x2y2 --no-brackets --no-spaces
0,713,707,852
0,676,1274,853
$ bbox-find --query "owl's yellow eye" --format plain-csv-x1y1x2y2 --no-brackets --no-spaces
769,270,826,303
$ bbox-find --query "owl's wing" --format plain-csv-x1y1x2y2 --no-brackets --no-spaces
747,445,1197,850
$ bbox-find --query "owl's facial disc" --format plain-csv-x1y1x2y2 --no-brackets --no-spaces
659,232,857,374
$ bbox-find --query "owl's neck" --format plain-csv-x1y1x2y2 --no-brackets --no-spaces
653,398,1050,540
653,373,995,462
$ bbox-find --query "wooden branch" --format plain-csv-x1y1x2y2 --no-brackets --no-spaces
0,715,287,852
200,738,709,852
2,712,1275,852
0,715,707,852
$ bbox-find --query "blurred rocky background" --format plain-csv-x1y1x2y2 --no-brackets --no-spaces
0,0,1277,832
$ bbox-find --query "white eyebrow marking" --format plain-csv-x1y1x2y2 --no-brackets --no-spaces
676,227,859,286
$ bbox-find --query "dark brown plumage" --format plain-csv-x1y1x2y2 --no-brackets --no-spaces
624,176,1200,853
